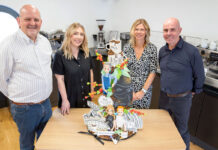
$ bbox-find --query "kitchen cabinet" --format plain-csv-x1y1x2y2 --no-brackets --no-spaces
0,92,8,108
195,87,218,149
150,73,160,109
49,75,58,107
92,56,103,84
92,55,107,87
188,92,205,136
189,85,218,150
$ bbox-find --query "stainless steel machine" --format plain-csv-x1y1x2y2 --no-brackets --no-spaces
120,32,130,50
96,19,106,49
198,47,218,88
206,52,218,79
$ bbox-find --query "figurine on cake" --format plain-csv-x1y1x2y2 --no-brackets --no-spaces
115,106,126,131
101,62,117,97
105,105,115,130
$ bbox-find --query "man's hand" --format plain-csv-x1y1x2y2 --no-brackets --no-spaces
192,92,195,98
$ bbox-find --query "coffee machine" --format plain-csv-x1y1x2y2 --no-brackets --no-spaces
120,32,130,50
96,19,106,49
207,52,218,79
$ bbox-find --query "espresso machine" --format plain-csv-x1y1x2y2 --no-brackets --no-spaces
207,52,218,79
96,19,106,49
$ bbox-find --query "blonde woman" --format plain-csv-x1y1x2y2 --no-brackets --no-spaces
53,23,94,115
123,19,157,109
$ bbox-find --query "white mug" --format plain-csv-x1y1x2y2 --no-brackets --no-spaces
209,41,217,50
106,40,121,54
201,39,209,49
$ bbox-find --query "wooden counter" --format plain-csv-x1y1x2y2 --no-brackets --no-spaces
35,108,185,150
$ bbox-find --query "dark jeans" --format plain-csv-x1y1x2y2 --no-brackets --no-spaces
10,98,52,150
159,91,192,150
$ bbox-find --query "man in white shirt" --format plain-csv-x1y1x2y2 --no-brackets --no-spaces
0,4,52,150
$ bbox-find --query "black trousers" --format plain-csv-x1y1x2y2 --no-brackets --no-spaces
159,91,192,150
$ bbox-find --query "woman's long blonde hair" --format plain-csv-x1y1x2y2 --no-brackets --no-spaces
60,23,89,59
129,18,150,48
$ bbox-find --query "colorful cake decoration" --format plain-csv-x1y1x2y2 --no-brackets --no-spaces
80,40,144,144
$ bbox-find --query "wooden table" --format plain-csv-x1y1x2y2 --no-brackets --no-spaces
35,109,186,150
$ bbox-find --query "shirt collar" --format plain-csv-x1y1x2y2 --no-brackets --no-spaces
17,29,41,44
72,49,85,60
176,36,184,48
164,36,184,51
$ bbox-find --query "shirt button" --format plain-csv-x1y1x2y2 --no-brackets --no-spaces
78,65,80,67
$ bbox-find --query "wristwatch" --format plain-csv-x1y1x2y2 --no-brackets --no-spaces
142,88,147,94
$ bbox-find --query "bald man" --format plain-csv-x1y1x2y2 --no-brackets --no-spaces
0,5,52,150
158,18,205,150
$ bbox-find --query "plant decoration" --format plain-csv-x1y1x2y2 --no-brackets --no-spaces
85,82,103,99
112,58,130,80
114,108,144,116
129,109,144,116
95,50,103,62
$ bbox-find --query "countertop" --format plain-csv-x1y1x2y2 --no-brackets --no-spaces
35,108,186,150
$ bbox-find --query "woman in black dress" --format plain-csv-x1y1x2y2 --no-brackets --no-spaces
53,23,94,115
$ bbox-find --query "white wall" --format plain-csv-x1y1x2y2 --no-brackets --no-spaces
1,0,218,47
109,0,218,40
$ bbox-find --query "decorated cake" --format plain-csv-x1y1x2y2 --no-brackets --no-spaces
82,40,144,144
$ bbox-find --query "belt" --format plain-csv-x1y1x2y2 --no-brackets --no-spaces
167,91,191,98
12,99,47,105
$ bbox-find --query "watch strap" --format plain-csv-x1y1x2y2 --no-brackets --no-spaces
142,88,147,94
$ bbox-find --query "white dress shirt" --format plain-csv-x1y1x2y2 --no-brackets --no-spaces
0,29,52,103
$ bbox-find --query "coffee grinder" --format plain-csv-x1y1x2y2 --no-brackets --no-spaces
96,19,106,49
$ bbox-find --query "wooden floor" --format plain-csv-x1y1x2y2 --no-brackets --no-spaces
0,107,203,150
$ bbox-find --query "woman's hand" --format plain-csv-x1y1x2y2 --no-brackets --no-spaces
61,99,70,116
55,74,70,115
132,92,138,101
135,90,145,100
